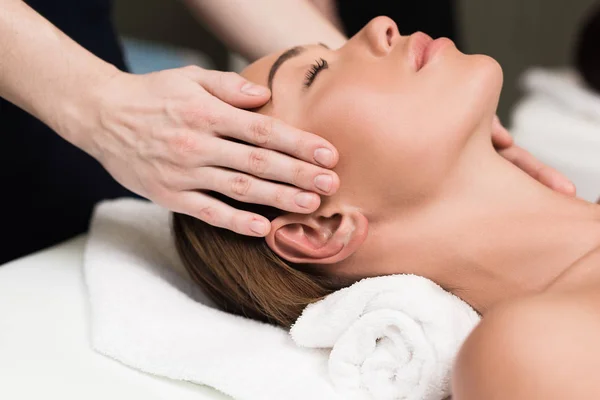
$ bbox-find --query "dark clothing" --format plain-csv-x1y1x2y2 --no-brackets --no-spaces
0,0,134,265
337,0,460,46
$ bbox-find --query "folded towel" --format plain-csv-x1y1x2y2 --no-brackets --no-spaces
291,275,480,400
84,198,341,400
84,198,479,400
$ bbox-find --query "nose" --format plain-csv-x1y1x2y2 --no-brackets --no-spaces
362,16,399,56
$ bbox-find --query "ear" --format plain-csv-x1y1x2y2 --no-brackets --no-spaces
265,208,369,264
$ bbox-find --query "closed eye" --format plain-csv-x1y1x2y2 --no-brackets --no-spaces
304,58,329,88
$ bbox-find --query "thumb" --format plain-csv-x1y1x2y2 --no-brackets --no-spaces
184,67,271,109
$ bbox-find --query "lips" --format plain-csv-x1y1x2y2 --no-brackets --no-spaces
410,32,454,71
410,32,434,71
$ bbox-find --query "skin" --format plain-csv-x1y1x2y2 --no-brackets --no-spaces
241,17,600,398
187,0,346,61
306,0,344,31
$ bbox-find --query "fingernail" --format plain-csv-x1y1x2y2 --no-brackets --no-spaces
241,82,269,96
314,174,333,193
295,192,316,209
250,220,268,235
314,148,335,167
564,181,576,194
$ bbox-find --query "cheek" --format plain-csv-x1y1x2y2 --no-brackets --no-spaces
294,55,502,204
300,82,453,203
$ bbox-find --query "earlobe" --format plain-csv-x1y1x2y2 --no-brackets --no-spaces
265,209,369,265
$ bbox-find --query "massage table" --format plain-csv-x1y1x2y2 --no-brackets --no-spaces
0,235,232,399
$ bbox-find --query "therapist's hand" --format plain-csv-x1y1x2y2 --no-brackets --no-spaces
74,66,340,237
491,116,576,196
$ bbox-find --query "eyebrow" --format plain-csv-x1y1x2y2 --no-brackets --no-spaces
267,46,305,91
267,43,331,93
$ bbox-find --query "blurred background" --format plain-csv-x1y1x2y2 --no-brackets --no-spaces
114,0,599,121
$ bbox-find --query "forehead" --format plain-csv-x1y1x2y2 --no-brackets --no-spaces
240,51,283,87
240,45,326,117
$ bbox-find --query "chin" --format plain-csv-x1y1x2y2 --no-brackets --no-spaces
460,55,504,122
474,54,504,97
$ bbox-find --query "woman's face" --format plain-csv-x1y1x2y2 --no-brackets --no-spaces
242,16,503,213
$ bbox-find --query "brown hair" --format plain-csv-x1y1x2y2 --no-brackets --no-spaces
172,193,351,328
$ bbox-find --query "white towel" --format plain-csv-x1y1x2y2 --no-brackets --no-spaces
511,68,600,202
291,275,480,400
520,68,600,123
84,199,478,400
84,198,340,400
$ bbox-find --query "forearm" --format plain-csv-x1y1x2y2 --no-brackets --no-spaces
183,0,346,61
0,0,118,145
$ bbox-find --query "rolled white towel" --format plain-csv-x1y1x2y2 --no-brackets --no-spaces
290,275,480,400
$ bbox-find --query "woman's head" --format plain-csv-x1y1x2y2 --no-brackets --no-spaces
243,16,503,209
173,17,504,326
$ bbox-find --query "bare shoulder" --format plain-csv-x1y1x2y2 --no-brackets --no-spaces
454,245,600,399
453,285,600,399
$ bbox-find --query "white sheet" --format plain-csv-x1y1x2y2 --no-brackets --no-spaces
0,236,231,400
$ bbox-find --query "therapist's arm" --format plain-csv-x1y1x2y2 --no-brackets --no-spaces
0,0,119,136
183,0,347,60
0,0,341,237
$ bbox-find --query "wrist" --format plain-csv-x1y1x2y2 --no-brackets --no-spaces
46,61,123,157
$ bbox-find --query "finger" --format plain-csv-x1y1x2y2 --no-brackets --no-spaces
185,166,322,213
205,139,340,195
491,115,514,149
179,66,271,109
217,109,339,168
499,145,576,196
173,190,271,237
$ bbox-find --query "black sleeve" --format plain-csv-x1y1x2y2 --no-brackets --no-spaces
0,0,136,265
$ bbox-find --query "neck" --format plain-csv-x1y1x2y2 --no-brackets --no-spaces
363,130,600,314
